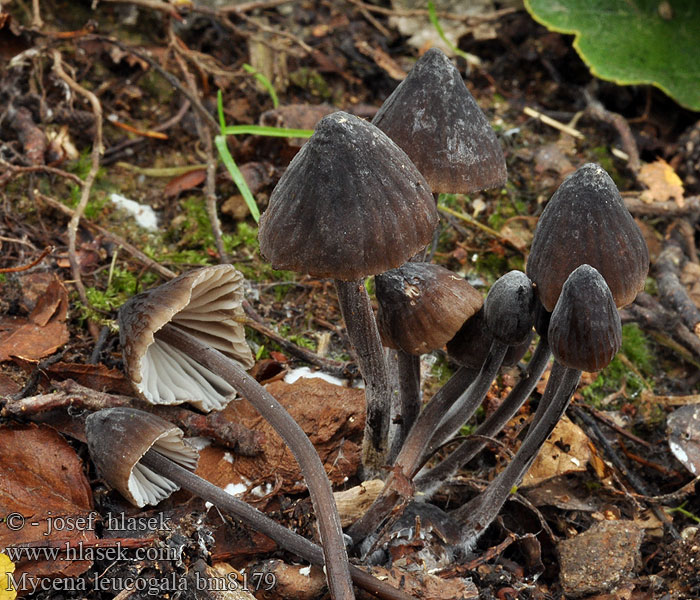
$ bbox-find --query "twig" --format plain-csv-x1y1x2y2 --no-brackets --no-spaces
623,194,700,217
91,36,219,131
31,0,44,28
36,193,177,280
584,89,641,173
171,39,229,262
99,0,183,20
0,160,86,188
3,379,263,455
341,0,517,23
523,106,631,162
580,403,653,449
51,49,103,341
571,405,680,540
0,246,53,273
655,238,700,335
242,313,354,378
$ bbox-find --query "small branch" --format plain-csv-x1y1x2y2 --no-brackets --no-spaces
171,40,229,262
0,246,53,273
0,160,85,188
37,193,177,280
51,49,104,340
2,379,262,455
623,194,700,217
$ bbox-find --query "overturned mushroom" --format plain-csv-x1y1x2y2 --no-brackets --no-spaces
119,265,254,412
85,408,413,600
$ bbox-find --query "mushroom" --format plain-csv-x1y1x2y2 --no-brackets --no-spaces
347,271,535,545
85,408,414,600
151,323,356,600
375,262,483,454
372,47,506,195
258,111,438,474
453,265,622,547
86,407,199,507
119,265,254,412
526,163,649,312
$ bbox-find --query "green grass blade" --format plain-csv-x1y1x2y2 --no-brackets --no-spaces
221,124,314,138
214,134,260,223
427,1,481,66
243,63,280,108
217,89,226,133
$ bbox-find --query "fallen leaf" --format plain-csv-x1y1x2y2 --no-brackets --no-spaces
522,416,591,487
0,274,69,362
163,169,206,198
638,159,684,206
681,261,700,310
667,404,700,476
196,378,364,494
0,424,95,582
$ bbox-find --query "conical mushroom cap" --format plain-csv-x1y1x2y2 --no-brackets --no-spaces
258,111,438,280
527,163,649,312
372,47,506,194
375,262,483,355
484,270,535,345
446,308,533,370
548,264,622,372
119,265,254,412
86,407,198,507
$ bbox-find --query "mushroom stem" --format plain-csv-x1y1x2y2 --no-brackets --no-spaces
139,450,414,600
421,340,509,461
154,324,355,600
452,361,580,547
334,279,393,476
347,363,478,544
415,339,552,495
388,349,422,463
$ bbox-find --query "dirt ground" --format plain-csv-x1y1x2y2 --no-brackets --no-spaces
1,1,700,599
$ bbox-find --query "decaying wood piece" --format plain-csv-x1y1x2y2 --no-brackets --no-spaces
655,238,700,335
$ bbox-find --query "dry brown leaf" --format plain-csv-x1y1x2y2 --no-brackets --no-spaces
681,261,700,310
196,378,364,494
365,565,479,600
0,274,69,362
0,424,95,582
163,169,206,198
638,158,685,206
522,416,591,487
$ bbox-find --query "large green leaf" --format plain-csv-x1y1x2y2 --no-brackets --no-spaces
524,0,700,111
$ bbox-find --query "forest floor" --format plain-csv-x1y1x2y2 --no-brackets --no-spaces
1,1,700,599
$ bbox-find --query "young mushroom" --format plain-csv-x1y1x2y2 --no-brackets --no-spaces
453,265,622,547
347,271,535,545
85,408,413,600
258,111,438,475
119,264,254,412
374,262,483,455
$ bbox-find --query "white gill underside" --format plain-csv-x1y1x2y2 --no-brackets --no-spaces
127,432,198,507
140,339,236,411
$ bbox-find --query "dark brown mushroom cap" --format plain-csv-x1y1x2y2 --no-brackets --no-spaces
548,264,622,372
85,407,198,507
372,47,506,194
375,262,483,355
258,111,438,280
484,270,535,345
526,163,649,312
446,308,533,369
119,265,254,411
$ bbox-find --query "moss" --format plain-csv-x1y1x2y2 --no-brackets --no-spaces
581,323,655,407
289,67,332,99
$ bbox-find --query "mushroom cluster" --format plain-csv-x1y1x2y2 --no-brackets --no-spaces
95,47,650,599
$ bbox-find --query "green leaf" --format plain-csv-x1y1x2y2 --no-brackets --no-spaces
524,0,700,111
